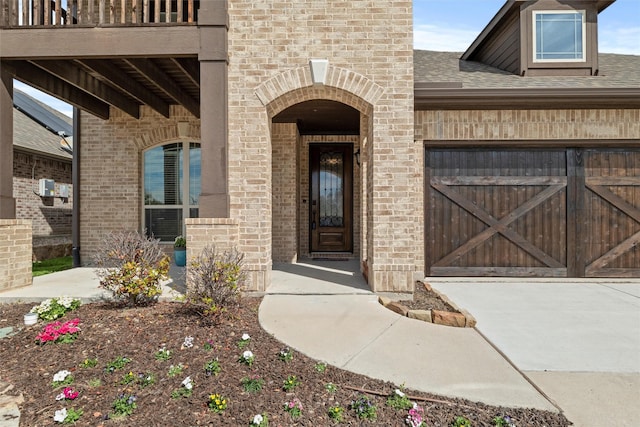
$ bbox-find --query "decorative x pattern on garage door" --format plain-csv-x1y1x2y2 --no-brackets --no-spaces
431,176,567,271
585,177,640,276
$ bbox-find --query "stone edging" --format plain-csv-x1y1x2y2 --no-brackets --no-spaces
378,281,477,328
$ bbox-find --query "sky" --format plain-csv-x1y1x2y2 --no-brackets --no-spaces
15,0,640,118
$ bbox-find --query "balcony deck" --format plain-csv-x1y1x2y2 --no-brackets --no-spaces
0,0,199,27
0,1,212,120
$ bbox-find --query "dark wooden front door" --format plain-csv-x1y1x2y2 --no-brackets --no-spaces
310,144,353,252
426,148,640,278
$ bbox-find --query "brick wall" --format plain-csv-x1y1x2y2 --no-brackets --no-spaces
185,218,269,291
77,1,423,292
13,150,72,237
229,0,421,292
415,109,640,141
271,123,299,263
79,106,200,262
0,219,32,290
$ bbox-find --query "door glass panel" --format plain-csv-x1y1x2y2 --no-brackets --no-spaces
319,151,344,227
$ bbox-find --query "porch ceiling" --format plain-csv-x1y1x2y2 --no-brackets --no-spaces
3,56,200,120
272,100,360,135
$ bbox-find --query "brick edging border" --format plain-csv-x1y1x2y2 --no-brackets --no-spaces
378,281,477,328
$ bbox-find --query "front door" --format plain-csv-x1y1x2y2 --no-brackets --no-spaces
310,144,353,252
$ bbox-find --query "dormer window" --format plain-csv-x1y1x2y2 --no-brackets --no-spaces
533,11,586,62
461,0,604,77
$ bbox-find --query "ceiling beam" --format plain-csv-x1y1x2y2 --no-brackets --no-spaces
30,60,140,119
78,59,170,118
172,58,200,88
8,61,110,120
126,58,200,117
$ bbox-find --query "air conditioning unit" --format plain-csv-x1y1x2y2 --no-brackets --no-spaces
59,184,70,198
38,179,55,197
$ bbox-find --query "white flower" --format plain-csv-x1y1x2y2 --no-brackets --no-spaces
243,350,254,359
53,370,71,382
183,336,194,348
181,376,193,390
242,333,250,341
252,414,264,425
395,389,406,397
53,408,67,423
55,393,65,401
58,296,77,308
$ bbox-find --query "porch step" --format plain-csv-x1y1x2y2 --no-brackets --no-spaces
307,253,355,261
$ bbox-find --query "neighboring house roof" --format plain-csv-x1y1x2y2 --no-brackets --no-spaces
414,51,640,109
13,89,72,161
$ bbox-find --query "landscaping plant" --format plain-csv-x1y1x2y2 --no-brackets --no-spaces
387,388,413,410
453,416,472,427
351,395,377,421
93,230,170,306
282,375,300,392
53,407,82,424
283,398,303,420
185,245,245,322
30,297,80,321
111,393,137,417
36,319,80,344
208,393,228,413
241,375,265,393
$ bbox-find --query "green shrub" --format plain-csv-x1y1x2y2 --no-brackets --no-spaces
185,245,245,322
93,231,170,306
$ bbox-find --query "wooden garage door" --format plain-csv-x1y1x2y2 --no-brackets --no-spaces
426,149,640,278
427,150,568,277
583,150,640,277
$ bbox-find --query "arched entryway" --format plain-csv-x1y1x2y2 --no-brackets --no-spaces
271,99,363,263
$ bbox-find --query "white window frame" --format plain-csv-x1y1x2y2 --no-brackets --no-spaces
142,140,200,241
532,10,586,63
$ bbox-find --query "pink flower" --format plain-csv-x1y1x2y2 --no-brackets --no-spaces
63,387,78,400
36,319,81,344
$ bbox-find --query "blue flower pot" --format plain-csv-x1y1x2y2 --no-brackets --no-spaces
174,248,186,267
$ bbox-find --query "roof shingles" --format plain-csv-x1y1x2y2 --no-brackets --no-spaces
414,51,640,89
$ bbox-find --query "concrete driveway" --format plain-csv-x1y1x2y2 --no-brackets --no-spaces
429,278,640,427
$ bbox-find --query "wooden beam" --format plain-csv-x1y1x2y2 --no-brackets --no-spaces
8,60,109,119
125,58,200,117
79,59,170,118
0,26,200,59
172,58,200,88
30,60,140,119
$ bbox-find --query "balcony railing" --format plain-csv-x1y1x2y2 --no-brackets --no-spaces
0,0,198,27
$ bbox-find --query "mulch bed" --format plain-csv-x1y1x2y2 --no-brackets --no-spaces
0,298,571,426
400,283,459,313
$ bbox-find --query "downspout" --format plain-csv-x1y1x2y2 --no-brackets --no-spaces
72,107,81,267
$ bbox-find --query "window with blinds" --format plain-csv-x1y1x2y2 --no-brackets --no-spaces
144,142,200,241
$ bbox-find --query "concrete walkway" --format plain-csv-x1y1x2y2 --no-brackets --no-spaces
428,278,640,427
261,261,557,411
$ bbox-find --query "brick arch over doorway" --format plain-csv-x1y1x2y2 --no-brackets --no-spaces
254,64,382,116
